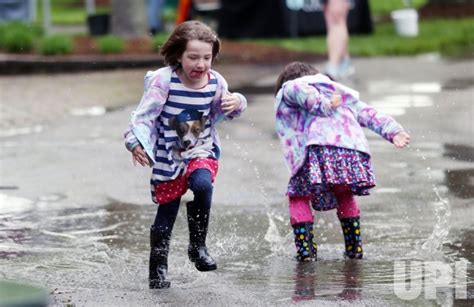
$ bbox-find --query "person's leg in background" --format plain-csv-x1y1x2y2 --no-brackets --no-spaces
149,197,181,288
186,168,217,271
147,0,165,35
333,185,363,259
323,0,354,80
289,196,318,262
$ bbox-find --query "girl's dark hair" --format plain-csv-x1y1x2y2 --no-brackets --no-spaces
274,62,319,95
160,20,220,66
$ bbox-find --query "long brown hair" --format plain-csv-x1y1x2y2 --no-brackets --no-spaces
274,62,319,95
160,20,221,66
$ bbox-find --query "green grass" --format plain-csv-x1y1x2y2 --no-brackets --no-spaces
36,0,109,25
40,35,73,55
247,18,474,57
6,0,473,58
96,35,125,54
370,0,427,18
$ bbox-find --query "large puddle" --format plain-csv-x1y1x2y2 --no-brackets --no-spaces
0,187,472,305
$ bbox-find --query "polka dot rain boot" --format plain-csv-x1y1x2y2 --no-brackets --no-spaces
293,223,318,262
340,217,363,259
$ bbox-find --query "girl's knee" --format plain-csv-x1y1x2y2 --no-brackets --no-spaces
333,187,360,219
289,196,314,225
188,169,213,193
191,179,213,193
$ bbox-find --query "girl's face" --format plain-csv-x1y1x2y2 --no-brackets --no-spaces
178,39,213,88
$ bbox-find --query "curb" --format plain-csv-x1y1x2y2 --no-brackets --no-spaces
0,54,165,75
0,51,325,75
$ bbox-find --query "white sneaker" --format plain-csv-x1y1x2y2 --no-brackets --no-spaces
338,57,355,79
324,58,355,81
324,63,340,81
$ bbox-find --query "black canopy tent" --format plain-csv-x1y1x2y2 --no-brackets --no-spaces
217,0,373,38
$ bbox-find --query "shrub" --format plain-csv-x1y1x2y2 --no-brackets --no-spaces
40,35,73,55
0,24,6,49
0,22,41,51
151,33,168,52
4,30,34,53
96,35,124,54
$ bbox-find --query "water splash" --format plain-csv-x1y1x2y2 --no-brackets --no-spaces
408,146,452,256
230,140,287,255
420,186,451,251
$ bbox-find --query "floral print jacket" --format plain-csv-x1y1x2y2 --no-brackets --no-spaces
275,74,404,176
124,66,247,164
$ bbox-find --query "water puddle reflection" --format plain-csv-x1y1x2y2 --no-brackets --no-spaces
443,77,474,91
70,106,106,117
445,169,474,199
444,143,474,163
370,94,434,116
0,125,43,138
368,81,441,94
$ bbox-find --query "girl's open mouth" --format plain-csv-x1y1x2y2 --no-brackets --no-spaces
190,70,204,78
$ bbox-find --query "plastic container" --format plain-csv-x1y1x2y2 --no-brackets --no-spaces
390,8,419,37
87,13,110,36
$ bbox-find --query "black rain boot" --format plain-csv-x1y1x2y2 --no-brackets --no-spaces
293,222,318,262
340,217,363,259
186,201,217,271
149,225,171,289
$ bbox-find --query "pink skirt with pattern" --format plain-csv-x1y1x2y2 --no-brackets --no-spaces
287,145,375,211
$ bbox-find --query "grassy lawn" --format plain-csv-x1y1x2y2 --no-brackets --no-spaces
369,0,427,17
244,0,474,57
12,0,474,57
249,18,474,57
39,0,426,25
36,0,109,25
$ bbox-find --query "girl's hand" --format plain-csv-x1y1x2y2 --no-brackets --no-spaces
132,145,150,167
330,94,342,109
221,93,240,115
393,131,410,148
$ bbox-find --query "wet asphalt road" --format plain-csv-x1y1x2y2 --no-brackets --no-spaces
0,56,473,306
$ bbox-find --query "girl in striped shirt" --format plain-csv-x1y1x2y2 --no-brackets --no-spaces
124,21,247,289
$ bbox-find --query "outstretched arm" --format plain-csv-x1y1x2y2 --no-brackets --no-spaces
355,100,408,145
393,131,410,148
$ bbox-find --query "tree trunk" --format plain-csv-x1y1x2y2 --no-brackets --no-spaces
110,0,147,38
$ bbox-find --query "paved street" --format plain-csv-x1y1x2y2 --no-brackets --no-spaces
0,56,473,305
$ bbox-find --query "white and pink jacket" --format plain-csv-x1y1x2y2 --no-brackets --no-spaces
275,74,405,176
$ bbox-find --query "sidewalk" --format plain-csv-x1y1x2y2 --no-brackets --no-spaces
0,62,285,134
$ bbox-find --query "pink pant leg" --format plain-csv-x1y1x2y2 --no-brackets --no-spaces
333,185,360,219
289,196,313,225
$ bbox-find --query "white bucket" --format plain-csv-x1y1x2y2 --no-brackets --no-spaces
391,9,419,37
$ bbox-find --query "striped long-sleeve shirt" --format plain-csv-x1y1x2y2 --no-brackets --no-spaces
124,66,247,203
152,71,217,181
